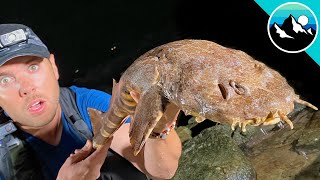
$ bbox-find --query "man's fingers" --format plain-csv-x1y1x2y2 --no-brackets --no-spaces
67,140,93,164
87,137,113,164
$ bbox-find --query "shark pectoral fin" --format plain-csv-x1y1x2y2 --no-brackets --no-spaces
112,79,119,95
151,103,180,133
87,108,103,136
129,86,163,156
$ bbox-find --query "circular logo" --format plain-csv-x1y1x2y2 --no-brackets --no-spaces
267,2,318,53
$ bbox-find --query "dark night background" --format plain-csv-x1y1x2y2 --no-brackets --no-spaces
1,0,319,126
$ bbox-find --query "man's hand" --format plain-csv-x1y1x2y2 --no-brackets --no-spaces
57,138,112,180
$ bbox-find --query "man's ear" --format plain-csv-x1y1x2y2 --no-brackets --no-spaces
48,54,60,80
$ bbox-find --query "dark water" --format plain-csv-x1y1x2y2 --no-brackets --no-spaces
1,0,319,124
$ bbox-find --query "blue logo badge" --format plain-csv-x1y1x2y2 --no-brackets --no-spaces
267,2,318,53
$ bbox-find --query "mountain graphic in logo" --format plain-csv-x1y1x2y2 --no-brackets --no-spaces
267,2,318,53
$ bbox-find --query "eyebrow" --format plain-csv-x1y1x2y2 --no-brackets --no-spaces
25,56,42,64
0,56,41,76
0,70,11,77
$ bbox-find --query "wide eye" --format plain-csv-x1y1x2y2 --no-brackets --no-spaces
0,76,14,86
29,64,39,72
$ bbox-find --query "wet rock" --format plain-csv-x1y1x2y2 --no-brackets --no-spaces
172,125,256,180
176,126,192,143
294,128,320,155
173,105,319,180
176,117,198,143
245,108,320,180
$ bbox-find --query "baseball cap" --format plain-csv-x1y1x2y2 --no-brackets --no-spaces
0,24,50,66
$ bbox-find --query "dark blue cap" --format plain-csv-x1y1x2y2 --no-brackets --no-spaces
0,24,50,66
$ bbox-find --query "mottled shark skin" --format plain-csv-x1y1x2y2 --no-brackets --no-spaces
88,39,318,156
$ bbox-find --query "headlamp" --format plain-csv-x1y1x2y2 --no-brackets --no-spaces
0,29,27,48
0,24,50,66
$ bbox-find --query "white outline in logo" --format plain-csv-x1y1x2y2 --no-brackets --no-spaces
267,2,318,53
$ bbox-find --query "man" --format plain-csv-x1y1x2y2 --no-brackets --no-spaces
0,24,182,180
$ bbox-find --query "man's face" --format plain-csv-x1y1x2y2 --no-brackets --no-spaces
0,55,60,130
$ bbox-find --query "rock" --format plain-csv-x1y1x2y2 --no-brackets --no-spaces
176,126,192,143
172,125,256,180
294,128,320,155
176,117,198,143
246,108,320,179
173,106,320,179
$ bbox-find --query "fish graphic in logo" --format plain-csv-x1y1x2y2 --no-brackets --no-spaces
267,2,318,53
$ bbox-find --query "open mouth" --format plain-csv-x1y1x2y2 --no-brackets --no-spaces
28,99,45,114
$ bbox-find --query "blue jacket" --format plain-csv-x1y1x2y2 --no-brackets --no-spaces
23,86,113,179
